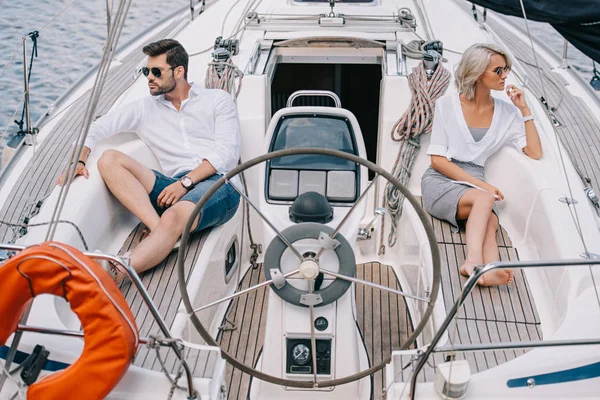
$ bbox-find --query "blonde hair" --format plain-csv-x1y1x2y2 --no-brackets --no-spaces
455,43,512,100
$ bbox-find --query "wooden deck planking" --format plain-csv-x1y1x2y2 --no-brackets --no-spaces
216,265,269,400
355,262,415,399
410,196,542,381
113,222,211,375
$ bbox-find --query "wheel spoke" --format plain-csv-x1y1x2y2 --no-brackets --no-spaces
308,279,318,384
177,148,441,390
230,182,304,261
316,174,379,260
192,269,300,313
320,268,429,302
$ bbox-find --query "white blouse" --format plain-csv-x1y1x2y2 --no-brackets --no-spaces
426,93,527,166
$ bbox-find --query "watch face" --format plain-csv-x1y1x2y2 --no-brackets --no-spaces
181,176,193,188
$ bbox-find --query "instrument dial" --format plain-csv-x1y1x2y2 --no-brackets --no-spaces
291,343,310,365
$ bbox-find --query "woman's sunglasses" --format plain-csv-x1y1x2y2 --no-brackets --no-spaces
141,66,174,78
491,65,511,77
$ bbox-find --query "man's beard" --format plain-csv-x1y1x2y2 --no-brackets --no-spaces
150,79,176,96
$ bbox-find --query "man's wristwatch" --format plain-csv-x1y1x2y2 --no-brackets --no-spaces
180,176,195,191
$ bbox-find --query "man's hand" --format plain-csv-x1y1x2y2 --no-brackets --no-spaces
56,162,89,186
157,181,188,208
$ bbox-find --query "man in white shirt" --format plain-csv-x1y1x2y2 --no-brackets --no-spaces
57,39,241,282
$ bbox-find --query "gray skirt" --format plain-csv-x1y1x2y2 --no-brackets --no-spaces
420,160,499,230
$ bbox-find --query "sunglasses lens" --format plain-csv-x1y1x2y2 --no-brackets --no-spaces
142,67,162,78
495,66,511,76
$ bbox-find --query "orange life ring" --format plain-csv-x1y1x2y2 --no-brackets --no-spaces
0,242,139,400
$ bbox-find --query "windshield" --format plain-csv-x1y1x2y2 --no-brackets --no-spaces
269,115,357,170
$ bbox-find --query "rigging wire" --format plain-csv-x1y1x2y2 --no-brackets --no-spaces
516,0,600,309
45,0,133,240
220,0,245,36
0,94,25,146
188,7,259,57
0,0,77,82
12,31,39,139
0,39,25,82
36,0,78,33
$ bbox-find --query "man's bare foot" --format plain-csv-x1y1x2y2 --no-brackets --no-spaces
97,251,131,285
459,264,514,286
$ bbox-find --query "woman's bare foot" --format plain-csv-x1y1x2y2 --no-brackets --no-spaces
477,269,513,286
459,264,514,286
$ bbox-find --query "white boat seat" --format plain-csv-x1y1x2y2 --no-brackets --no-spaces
263,106,367,204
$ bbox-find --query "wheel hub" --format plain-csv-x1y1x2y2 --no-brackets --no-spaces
299,259,320,280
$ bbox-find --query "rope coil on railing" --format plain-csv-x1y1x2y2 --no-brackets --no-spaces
379,61,450,254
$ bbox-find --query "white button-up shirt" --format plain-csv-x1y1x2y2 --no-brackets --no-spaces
427,93,527,166
85,83,241,179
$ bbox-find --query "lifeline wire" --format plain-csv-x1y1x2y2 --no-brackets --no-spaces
45,0,133,241
517,0,600,310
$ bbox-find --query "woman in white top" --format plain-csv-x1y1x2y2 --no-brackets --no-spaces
421,43,543,286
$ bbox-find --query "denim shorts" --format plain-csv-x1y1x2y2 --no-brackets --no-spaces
148,170,240,233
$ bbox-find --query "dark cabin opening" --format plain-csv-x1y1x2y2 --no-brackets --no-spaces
271,63,382,176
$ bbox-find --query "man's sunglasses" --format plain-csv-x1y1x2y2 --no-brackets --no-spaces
141,66,174,78
490,65,511,77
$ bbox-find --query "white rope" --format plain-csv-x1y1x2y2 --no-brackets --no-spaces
379,61,450,254
0,364,26,400
205,57,244,99
401,39,446,62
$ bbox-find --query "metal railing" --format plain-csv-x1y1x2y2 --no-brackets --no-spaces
286,90,342,108
408,257,600,399
0,243,198,399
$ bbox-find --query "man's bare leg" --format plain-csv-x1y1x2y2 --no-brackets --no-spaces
129,201,199,274
97,149,161,231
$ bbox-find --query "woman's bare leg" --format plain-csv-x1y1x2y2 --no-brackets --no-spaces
482,213,514,284
456,189,512,286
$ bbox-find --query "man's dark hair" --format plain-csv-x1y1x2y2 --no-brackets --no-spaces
143,39,189,80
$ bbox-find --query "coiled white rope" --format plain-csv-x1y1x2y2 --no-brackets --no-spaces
204,58,244,99
379,61,450,254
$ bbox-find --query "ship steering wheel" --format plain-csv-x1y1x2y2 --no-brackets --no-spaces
177,148,441,389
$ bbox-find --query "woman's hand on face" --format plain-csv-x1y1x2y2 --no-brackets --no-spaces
506,84,529,113
480,182,504,201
